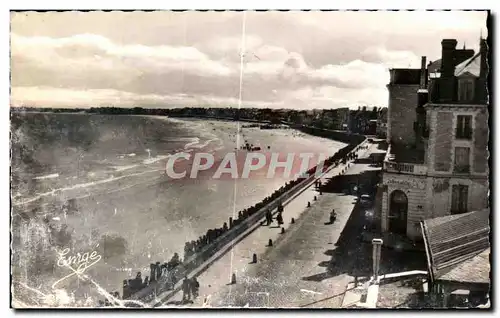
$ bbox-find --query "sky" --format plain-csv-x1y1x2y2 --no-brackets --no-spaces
10,10,488,110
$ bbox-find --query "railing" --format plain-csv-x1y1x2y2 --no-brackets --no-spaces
383,161,428,176
383,145,428,176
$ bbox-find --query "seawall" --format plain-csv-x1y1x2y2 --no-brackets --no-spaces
122,130,366,304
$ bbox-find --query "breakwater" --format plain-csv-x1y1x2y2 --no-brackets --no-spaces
110,133,365,306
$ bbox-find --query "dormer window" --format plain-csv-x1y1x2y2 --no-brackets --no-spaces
458,78,475,102
429,71,441,79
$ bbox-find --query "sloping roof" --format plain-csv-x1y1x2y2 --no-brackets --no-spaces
428,59,442,74
421,209,490,284
438,248,490,284
455,52,481,77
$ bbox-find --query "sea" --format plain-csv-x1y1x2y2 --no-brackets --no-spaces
10,112,346,306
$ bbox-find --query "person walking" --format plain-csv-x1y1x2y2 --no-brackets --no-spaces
182,276,191,302
191,277,200,299
266,210,272,225
276,212,283,225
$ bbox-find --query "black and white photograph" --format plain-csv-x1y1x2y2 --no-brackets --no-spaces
8,8,491,309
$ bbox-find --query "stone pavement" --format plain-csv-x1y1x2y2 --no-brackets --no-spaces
163,141,381,308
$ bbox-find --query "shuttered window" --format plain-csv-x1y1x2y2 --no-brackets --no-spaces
454,147,471,173
458,79,475,102
451,185,469,214
456,115,472,139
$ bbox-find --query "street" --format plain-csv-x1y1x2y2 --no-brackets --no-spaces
164,141,383,308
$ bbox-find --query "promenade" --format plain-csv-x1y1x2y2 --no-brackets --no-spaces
163,141,382,308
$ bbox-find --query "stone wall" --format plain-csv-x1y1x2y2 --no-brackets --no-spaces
474,108,489,173
382,172,489,240
431,176,489,218
433,112,453,171
427,106,489,178
387,84,419,145
381,172,427,239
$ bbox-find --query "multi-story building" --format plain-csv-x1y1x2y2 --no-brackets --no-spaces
348,108,371,134
379,38,489,240
376,107,388,138
333,107,350,131
386,67,421,145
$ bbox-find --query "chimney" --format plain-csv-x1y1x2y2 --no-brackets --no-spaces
440,39,458,102
441,39,457,77
420,56,427,89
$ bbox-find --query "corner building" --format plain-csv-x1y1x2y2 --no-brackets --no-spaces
379,38,489,240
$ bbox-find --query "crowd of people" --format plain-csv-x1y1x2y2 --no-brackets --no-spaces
119,139,366,301
182,276,200,302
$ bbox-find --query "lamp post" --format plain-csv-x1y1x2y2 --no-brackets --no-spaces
372,238,383,283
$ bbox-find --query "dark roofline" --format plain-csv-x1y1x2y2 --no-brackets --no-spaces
389,68,422,85
421,222,435,282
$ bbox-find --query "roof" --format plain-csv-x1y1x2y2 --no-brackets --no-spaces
421,209,490,284
390,69,421,85
455,52,481,77
438,248,490,284
428,59,442,74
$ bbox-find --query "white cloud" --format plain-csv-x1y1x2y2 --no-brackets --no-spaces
361,47,421,68
10,10,487,110
11,32,399,109
11,33,233,78
307,60,389,89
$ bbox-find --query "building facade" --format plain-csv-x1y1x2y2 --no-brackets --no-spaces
386,68,421,145
379,38,489,240
376,107,388,138
333,107,350,131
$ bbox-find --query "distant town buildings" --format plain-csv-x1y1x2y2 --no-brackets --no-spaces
378,38,489,240
376,108,388,138
332,107,350,131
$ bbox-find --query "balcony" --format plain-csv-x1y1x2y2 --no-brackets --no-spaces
383,144,428,176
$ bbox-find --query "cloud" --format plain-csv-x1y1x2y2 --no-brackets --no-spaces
11,33,232,78
11,32,396,109
360,47,421,68
9,10,487,109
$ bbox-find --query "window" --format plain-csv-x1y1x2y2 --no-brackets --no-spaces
455,115,472,139
458,78,475,102
454,147,470,173
451,185,468,214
